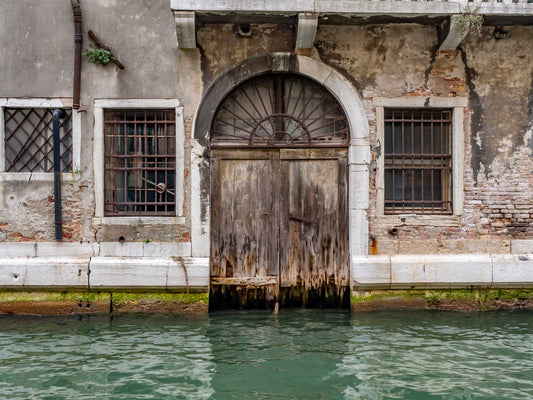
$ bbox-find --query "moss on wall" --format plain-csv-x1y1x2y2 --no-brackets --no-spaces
0,291,209,315
351,288,533,311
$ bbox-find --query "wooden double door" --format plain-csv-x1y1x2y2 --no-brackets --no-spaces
210,148,349,309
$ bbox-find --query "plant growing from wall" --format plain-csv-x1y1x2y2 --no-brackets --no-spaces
83,46,117,66
456,7,484,36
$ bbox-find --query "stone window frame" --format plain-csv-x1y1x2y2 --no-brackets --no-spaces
374,97,467,226
93,99,185,224
0,98,81,181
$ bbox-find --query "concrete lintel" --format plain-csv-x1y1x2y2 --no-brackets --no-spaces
174,11,196,49
295,13,318,49
439,14,470,51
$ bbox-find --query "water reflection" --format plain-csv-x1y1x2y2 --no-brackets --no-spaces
0,310,531,399
339,311,533,399
0,314,215,399
207,310,351,399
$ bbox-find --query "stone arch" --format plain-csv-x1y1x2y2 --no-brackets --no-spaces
190,53,370,280
194,53,369,146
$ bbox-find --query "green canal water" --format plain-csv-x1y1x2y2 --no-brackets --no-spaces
0,310,532,399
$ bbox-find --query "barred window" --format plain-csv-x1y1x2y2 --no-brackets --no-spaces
104,109,176,216
384,109,452,214
3,108,72,172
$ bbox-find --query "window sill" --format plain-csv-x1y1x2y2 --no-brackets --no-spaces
0,172,81,182
376,214,461,227
94,216,186,225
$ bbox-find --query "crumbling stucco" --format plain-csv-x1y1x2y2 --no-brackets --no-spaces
0,2,531,255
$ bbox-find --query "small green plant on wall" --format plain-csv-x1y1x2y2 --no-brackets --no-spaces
456,7,484,36
83,46,116,66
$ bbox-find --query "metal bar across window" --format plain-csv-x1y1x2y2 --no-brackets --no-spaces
384,108,452,215
104,109,176,216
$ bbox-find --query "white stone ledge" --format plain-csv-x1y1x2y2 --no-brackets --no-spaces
25,259,89,289
89,257,209,290
351,255,391,288
171,0,533,16
0,256,209,290
376,215,461,227
93,216,186,225
98,242,192,257
493,254,533,288
0,242,192,258
373,96,469,108
0,172,80,182
36,242,98,258
352,253,533,289
0,258,89,289
0,243,37,257
390,254,492,289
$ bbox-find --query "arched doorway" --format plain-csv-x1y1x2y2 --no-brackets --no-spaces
209,72,350,309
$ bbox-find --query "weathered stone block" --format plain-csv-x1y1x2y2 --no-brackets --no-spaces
24,258,89,288
390,254,492,289
167,257,209,289
492,254,533,287
0,259,27,287
36,242,96,258
351,255,390,288
511,240,533,254
99,242,144,257
144,242,192,257
89,257,168,289
0,243,36,257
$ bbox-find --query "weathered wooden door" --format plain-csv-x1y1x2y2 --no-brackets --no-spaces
210,149,280,310
278,149,349,306
208,72,350,309
210,148,348,309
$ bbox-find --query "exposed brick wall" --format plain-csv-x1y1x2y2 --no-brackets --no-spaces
316,25,533,253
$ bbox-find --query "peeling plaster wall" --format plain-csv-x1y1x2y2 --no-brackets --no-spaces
0,0,192,245
196,23,295,86
0,1,531,256
314,24,533,253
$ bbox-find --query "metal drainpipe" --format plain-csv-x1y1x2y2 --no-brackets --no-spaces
53,109,65,241
71,0,82,109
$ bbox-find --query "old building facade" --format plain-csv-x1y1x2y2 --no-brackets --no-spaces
0,0,532,309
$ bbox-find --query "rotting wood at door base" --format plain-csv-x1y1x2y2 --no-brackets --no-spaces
211,277,278,287
209,284,350,311
210,148,349,310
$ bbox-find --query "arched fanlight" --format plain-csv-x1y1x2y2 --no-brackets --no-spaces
210,73,349,147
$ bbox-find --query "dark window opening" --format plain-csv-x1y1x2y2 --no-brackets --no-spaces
104,109,176,216
384,108,452,215
4,108,72,172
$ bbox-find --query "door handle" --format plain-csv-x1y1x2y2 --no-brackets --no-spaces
289,214,314,223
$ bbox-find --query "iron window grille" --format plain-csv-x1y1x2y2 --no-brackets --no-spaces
3,108,73,172
104,109,176,216
384,108,452,215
